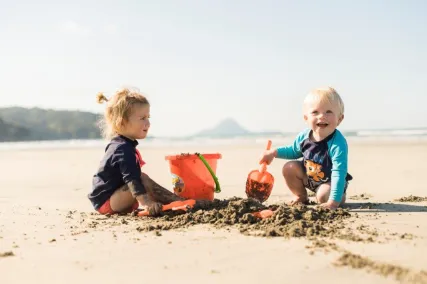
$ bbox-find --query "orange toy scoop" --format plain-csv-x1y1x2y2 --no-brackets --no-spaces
252,209,274,219
137,199,196,217
245,140,275,203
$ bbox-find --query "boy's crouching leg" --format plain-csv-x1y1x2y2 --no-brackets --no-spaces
282,161,309,204
316,183,346,206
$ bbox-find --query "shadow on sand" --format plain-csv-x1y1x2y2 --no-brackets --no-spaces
344,202,427,213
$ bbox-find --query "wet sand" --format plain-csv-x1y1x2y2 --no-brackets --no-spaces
1,140,427,284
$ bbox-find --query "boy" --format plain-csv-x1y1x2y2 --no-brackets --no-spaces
259,87,352,210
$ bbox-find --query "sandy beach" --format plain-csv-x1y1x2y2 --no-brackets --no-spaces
1,139,427,284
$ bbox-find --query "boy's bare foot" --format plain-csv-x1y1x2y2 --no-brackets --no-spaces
287,198,310,206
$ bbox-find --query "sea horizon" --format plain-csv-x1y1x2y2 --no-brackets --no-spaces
1,127,427,151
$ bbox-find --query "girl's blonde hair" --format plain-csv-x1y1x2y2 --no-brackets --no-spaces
96,87,149,139
303,86,345,116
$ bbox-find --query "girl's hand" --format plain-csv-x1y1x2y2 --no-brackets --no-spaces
259,149,277,165
139,194,163,216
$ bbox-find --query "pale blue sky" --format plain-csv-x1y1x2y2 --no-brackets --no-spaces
1,0,426,136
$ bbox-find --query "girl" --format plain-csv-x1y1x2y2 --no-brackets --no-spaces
88,87,184,216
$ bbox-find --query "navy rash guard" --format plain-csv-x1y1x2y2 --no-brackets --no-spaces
88,135,146,210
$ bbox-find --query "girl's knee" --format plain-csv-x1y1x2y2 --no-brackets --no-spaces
140,172,149,180
109,186,137,212
140,172,152,189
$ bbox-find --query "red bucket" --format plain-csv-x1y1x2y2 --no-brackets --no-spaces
165,153,221,200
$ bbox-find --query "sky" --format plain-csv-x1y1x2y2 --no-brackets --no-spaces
1,0,426,137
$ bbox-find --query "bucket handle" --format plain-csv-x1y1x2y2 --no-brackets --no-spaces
196,153,221,193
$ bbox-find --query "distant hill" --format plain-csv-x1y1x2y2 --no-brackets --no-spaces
0,107,101,142
6,107,418,143
192,118,283,138
193,118,250,137
0,117,31,142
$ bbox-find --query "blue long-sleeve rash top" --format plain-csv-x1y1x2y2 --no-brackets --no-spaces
276,128,352,202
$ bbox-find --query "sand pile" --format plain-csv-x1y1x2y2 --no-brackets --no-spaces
335,251,427,284
305,240,427,283
0,251,14,258
394,195,427,202
75,197,383,242
349,193,372,200
133,197,353,239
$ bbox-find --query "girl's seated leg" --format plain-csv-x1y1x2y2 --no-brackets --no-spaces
108,185,139,213
103,172,208,215
140,172,184,204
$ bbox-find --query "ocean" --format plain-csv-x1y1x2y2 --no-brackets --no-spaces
1,128,426,151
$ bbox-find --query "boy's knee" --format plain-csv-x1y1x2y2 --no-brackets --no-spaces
316,187,346,205
316,184,331,203
317,192,329,203
282,161,302,177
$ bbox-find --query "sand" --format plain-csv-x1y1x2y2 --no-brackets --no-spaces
1,140,427,284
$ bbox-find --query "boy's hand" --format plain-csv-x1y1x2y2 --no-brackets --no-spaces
320,200,340,210
138,194,163,216
259,149,277,165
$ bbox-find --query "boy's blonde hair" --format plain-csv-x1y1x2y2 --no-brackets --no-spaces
303,87,345,116
97,87,149,139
